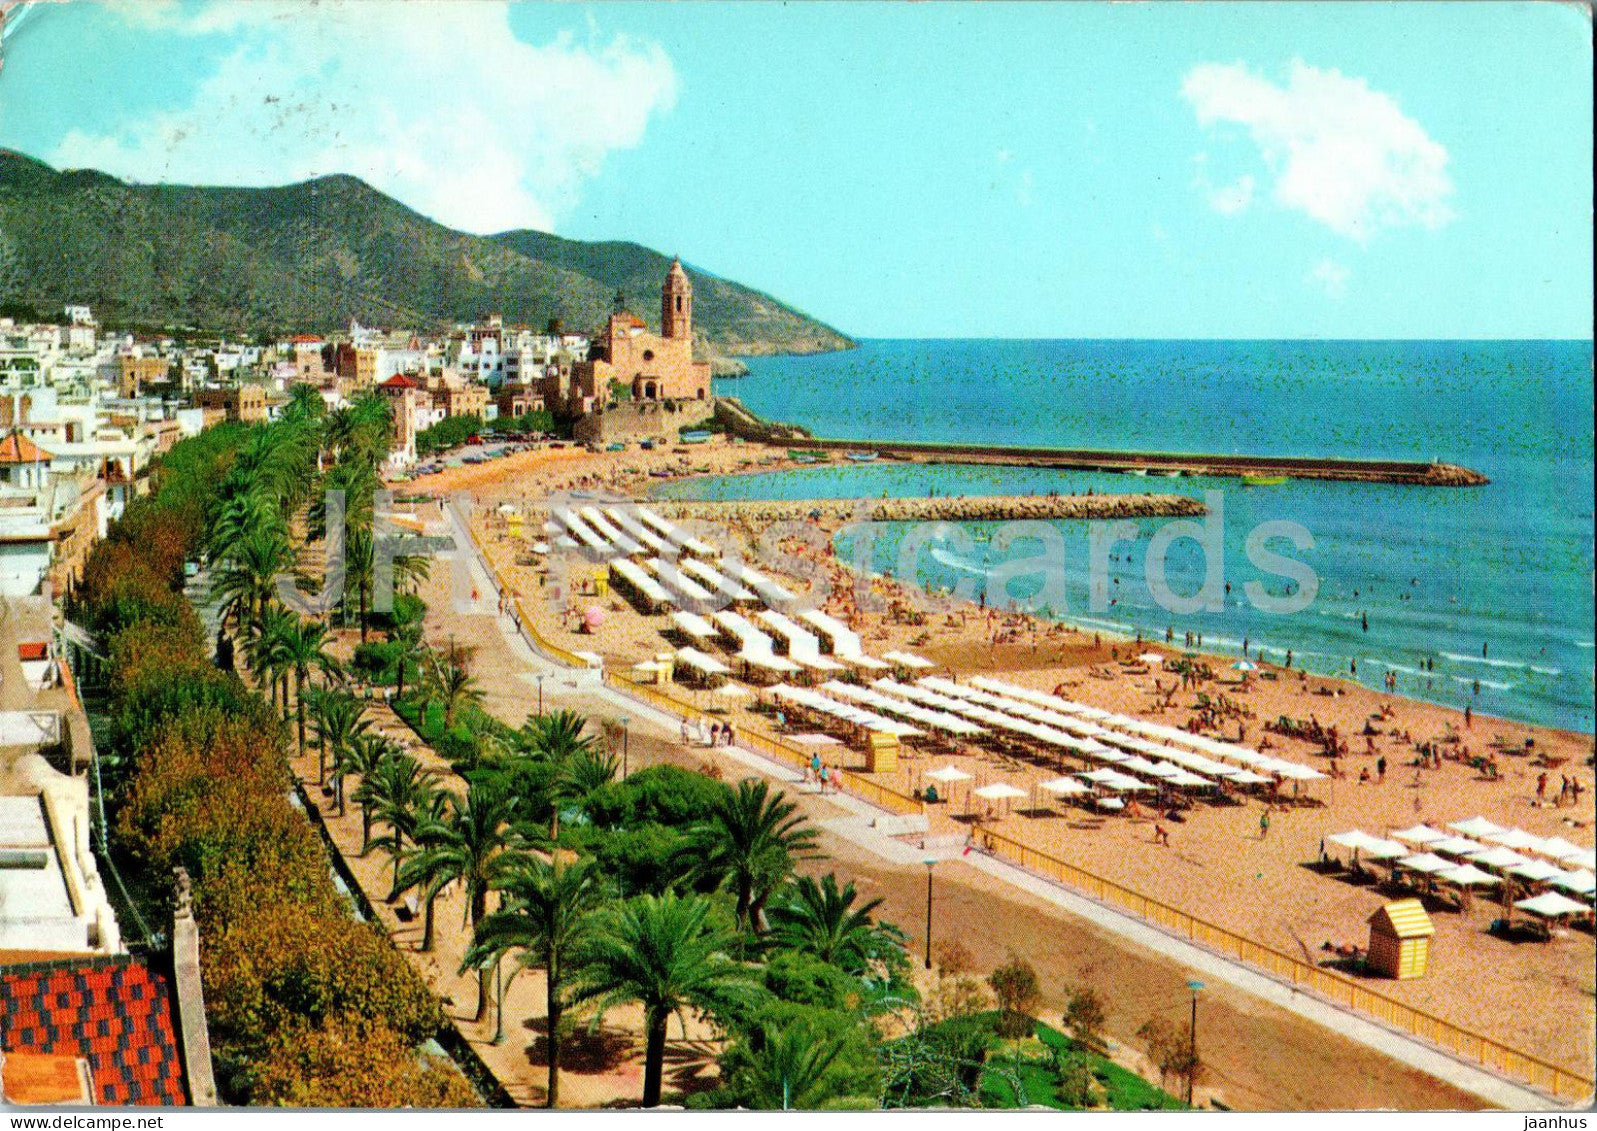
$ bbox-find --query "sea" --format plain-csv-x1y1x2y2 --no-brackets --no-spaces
655,339,1596,735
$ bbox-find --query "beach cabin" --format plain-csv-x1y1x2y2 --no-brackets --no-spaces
866,730,900,773
1367,899,1434,980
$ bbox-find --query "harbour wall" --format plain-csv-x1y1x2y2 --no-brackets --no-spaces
713,397,1489,486
652,492,1206,525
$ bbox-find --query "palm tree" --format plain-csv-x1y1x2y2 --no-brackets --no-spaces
515,710,600,839
312,690,369,786
466,853,605,1107
426,646,484,729
570,892,767,1108
729,1019,851,1110
690,780,819,936
388,603,427,702
767,873,903,975
403,780,523,1018
335,731,394,822
213,527,295,631
364,752,442,894
275,616,342,755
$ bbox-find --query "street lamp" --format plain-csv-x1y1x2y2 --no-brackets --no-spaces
922,858,936,969
536,673,546,716
1186,979,1204,1107
618,715,631,778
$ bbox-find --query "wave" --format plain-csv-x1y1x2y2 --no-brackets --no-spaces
1443,648,1539,667
928,546,990,575
1449,675,1516,692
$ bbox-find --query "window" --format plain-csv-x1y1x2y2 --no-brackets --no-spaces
675,296,683,312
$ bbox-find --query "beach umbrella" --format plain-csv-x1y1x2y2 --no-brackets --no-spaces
1361,838,1409,860
1468,846,1531,870
1438,864,1500,888
974,783,1027,801
1232,660,1257,672
1561,849,1597,870
714,683,750,698
1509,859,1565,883
1513,891,1590,919
583,605,606,631
1327,830,1376,851
1138,653,1165,665
1397,853,1453,874
1430,836,1485,858
1535,836,1585,861
1448,816,1506,838
1485,828,1547,853
1392,824,1446,846
927,765,972,783
1040,777,1089,795
1550,870,1596,897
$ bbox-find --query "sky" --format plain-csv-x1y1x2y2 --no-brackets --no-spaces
0,1,1590,339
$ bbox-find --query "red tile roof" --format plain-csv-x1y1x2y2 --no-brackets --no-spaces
0,956,188,1106
378,373,420,390
0,431,48,465
17,642,48,661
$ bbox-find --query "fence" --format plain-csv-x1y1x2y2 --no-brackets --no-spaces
973,825,1592,1103
465,510,1589,1102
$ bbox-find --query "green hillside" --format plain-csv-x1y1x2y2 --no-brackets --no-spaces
0,150,852,356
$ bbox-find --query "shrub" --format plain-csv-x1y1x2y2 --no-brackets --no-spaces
204,903,444,1051
987,953,1041,1039
247,1018,481,1107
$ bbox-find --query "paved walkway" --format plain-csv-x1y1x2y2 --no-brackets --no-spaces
442,498,1564,1111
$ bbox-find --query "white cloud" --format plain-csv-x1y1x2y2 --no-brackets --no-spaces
1181,59,1455,242
1207,174,1254,216
1306,257,1351,298
49,1,678,234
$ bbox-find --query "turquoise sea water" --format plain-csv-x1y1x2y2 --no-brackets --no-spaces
668,340,1595,734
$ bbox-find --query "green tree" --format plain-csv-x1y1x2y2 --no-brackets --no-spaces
466,853,605,1107
690,779,819,936
767,872,903,976
364,753,444,896
403,780,523,1018
571,892,767,1108
275,616,342,755
311,690,369,786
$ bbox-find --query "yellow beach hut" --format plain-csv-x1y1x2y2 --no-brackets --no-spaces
1367,899,1434,979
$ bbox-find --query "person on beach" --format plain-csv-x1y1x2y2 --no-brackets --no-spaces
1259,809,1271,840
1154,823,1171,847
1536,772,1548,801
1464,704,1473,728
1377,755,1387,783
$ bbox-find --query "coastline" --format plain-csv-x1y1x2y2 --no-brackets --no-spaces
408,431,1593,1079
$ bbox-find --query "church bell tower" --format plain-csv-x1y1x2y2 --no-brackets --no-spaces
661,258,692,340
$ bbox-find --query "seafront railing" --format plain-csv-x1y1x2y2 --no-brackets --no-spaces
971,825,1592,1103
467,512,1588,1103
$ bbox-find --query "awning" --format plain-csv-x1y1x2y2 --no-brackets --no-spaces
1514,891,1591,919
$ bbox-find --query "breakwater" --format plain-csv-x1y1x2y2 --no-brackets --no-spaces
713,398,1489,486
651,492,1206,525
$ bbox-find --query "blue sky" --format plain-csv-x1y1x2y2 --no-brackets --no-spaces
0,1,1589,339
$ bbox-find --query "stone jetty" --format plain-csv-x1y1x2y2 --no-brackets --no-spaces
652,492,1206,526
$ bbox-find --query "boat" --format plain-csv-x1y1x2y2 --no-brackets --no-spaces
845,451,879,462
1154,469,1183,478
1242,475,1288,486
1123,468,1148,477
679,430,714,444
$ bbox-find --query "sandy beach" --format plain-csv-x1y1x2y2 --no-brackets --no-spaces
402,434,1596,1082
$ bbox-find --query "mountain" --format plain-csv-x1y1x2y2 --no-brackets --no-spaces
0,150,853,357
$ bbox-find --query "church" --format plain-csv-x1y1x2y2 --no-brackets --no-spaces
562,260,713,411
